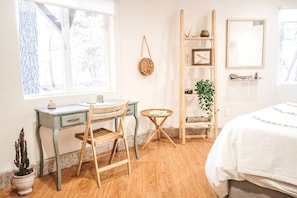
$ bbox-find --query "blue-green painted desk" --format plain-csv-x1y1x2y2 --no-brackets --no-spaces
35,100,139,191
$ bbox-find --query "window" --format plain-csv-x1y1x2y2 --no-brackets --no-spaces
17,0,115,97
278,9,297,84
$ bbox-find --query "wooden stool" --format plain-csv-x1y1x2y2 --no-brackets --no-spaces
141,109,176,149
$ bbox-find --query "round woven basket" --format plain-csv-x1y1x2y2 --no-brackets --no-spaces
138,58,154,76
139,36,154,76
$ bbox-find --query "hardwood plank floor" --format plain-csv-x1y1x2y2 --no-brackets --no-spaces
0,138,217,198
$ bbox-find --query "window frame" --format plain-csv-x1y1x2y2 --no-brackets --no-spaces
277,8,297,85
18,0,117,99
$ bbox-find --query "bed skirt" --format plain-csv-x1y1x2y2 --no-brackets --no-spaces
227,180,293,198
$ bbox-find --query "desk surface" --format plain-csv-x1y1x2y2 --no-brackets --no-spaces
36,100,138,115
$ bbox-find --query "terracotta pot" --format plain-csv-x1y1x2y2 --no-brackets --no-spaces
12,169,35,196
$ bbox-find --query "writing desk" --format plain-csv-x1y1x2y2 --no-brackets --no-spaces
35,100,139,191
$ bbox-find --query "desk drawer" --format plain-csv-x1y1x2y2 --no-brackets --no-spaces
126,104,135,116
61,113,86,127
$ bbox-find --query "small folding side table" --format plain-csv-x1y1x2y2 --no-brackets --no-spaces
140,109,176,149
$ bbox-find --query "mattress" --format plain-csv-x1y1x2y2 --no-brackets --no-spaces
205,102,297,197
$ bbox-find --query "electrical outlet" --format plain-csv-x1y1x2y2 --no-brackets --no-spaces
224,108,231,117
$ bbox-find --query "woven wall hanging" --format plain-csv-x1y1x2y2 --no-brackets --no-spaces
138,36,154,76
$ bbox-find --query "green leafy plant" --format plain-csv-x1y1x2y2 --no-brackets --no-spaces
14,128,33,176
194,79,215,120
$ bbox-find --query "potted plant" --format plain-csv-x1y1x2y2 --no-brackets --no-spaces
12,128,35,196
194,79,215,121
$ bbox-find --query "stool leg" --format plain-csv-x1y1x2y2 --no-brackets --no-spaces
141,129,158,149
159,127,176,147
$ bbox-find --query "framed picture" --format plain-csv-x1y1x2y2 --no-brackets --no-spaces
192,49,212,65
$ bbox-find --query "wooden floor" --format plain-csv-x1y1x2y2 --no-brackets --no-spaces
0,138,217,198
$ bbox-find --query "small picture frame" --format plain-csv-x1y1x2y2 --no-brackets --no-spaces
192,49,212,65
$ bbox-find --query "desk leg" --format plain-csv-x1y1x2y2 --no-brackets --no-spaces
133,114,139,159
36,124,43,176
53,129,62,191
114,113,139,159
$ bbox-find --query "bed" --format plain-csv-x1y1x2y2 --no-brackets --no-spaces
205,102,297,197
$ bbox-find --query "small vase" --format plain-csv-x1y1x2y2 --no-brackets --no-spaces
200,30,209,37
47,100,56,109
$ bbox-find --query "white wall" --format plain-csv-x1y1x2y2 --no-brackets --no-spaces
1,0,297,174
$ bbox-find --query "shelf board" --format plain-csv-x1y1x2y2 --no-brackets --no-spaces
185,121,213,128
184,36,214,41
185,65,214,69
229,78,258,81
184,93,196,97
185,134,207,138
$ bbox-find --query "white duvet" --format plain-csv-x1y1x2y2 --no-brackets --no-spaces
205,102,297,197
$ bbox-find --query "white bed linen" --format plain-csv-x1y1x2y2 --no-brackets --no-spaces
205,102,297,197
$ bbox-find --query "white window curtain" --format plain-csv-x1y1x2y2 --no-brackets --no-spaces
24,0,114,15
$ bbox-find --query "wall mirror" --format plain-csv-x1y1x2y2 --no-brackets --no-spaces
226,19,265,68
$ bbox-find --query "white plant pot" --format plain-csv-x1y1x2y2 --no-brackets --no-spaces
12,169,35,196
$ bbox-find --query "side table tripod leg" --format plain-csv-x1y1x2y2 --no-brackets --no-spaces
141,129,158,149
160,128,176,147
